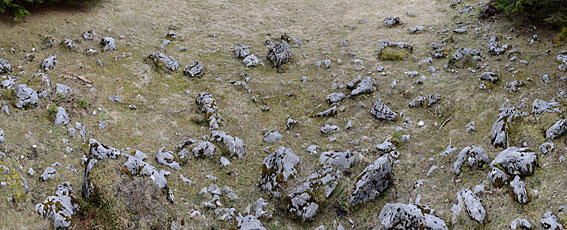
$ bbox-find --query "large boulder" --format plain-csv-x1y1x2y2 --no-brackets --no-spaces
349,154,393,207
490,147,538,177
259,146,300,197
35,182,79,229
453,146,490,175
209,131,246,159
13,84,39,108
546,119,567,140
266,41,292,68
454,188,487,224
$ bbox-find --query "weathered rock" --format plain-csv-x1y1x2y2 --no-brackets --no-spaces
321,124,339,134
192,141,216,158
453,27,467,34
315,59,332,68
466,121,476,132
14,84,39,108
349,154,393,207
327,93,346,105
100,37,116,51
490,104,521,147
313,106,337,117
480,72,498,83
319,150,354,169
236,214,267,230
453,146,490,175
40,167,56,181
540,212,565,230
428,94,441,107
40,56,57,71
266,41,292,68
511,218,533,230
382,17,401,27
55,84,72,97
450,48,481,67
505,80,525,92
376,139,395,153
409,25,425,34
348,76,376,96
235,44,251,58
83,30,96,40
378,203,448,230
456,189,486,224
539,142,555,155
263,129,283,143
243,54,263,67
558,54,567,71
183,61,204,78
0,128,4,144
62,38,74,49
370,98,397,121
148,51,179,72
487,36,509,55
377,40,413,60
155,147,181,170
210,130,246,159
286,166,340,221
509,176,529,204
0,58,12,73
488,167,508,187
286,115,299,130
532,99,560,114
259,146,300,196
491,147,537,177
409,96,426,108
546,119,567,140
35,182,78,229
54,107,69,126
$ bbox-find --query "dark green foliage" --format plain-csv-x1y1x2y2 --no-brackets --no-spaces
0,0,98,20
494,0,567,27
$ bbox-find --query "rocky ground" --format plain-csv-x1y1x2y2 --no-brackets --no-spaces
1,0,567,229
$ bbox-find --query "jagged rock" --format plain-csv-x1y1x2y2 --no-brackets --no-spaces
54,107,69,126
505,80,525,92
266,41,292,68
254,197,270,218
541,212,565,229
466,121,476,132
155,147,181,170
511,218,533,230
148,51,179,72
62,38,73,49
453,146,489,175
456,189,486,224
327,93,346,105
321,124,339,134
370,98,397,121
490,104,521,147
450,48,481,67
546,119,567,140
55,84,72,97
86,48,98,56
491,147,537,177
243,54,263,67
428,94,441,106
100,37,116,51
35,182,78,229
236,215,267,230
83,30,96,40
480,72,498,82
349,154,393,207
382,17,401,27
509,176,530,204
539,142,554,155
558,54,567,71
76,122,87,144
286,115,299,130
315,59,332,68
40,56,57,71
488,167,508,187
259,146,300,197
378,203,448,230
376,139,394,153
263,129,283,143
0,58,12,73
235,44,251,58
409,96,426,108
183,61,204,78
487,36,509,55
0,128,4,144
347,77,376,96
192,141,216,158
409,25,425,34
313,106,337,117
286,166,340,221
209,130,245,159
319,150,354,168
40,167,56,181
196,92,225,129
14,84,39,108
441,145,458,156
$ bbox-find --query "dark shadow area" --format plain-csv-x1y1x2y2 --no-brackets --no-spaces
0,1,101,24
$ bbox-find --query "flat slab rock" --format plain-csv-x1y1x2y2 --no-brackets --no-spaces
378,203,448,230
454,188,487,224
349,154,393,207
259,146,300,197
319,150,354,169
490,147,537,177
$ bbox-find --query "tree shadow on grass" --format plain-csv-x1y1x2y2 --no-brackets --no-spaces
0,1,102,24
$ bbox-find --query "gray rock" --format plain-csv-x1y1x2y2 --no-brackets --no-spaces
371,99,397,121
382,17,401,27
490,104,521,147
349,154,393,207
62,38,73,49
487,36,509,55
287,166,340,221
453,48,481,62
409,96,426,108
54,107,69,126
509,176,529,204
313,106,337,117
378,203,448,230
196,92,225,129
488,167,508,187
55,84,72,97
263,129,283,143
0,128,3,144
192,141,216,158
348,77,376,96
220,157,230,167
210,131,246,159
183,61,204,78
83,30,96,40
14,84,39,108
76,122,86,144
540,212,565,230
321,124,339,134
243,54,263,67
307,145,319,155
480,72,498,83
457,189,486,224
546,119,567,140
319,150,354,168
286,116,299,130
259,146,300,196
453,146,490,175
558,54,567,71
539,142,554,155
40,56,57,72
148,51,179,72
491,147,538,177
511,218,533,230
466,121,476,132
505,80,525,92
409,25,425,34
85,48,98,56
100,37,116,51
315,59,332,68
35,182,78,229
542,74,550,84
40,167,56,181
453,27,468,34
266,41,292,68
0,58,12,73
236,215,267,230
376,139,394,153
254,197,269,219
234,44,251,58
155,147,181,170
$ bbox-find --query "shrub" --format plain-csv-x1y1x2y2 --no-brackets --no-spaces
494,0,567,27
0,0,98,20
